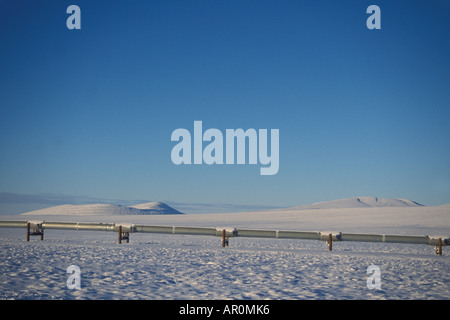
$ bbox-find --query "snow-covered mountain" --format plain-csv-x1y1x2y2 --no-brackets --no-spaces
21,202,183,216
288,196,423,210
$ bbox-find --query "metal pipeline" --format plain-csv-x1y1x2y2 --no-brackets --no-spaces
0,220,448,248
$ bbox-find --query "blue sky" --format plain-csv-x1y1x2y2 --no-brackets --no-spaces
1,0,449,212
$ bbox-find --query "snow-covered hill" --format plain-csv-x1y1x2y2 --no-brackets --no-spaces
129,201,183,214
288,197,423,210
21,202,183,216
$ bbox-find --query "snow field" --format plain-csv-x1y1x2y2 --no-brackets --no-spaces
1,228,449,300
1,205,449,300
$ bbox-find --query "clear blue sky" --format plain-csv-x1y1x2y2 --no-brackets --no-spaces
1,0,449,208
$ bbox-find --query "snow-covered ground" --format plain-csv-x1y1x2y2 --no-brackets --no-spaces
0,204,449,300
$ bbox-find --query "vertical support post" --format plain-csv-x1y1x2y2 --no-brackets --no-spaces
118,225,122,244
222,229,226,247
222,229,229,247
328,233,332,251
26,222,30,242
437,238,442,256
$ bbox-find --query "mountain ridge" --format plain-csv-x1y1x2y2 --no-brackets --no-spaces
21,202,183,216
287,196,424,210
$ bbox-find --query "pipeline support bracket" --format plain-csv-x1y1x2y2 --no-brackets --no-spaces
26,221,44,241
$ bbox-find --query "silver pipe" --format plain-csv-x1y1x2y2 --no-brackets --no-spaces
339,233,431,245
173,226,217,236
236,229,277,238
276,230,321,240
42,221,79,230
0,220,28,228
42,221,115,231
134,225,173,234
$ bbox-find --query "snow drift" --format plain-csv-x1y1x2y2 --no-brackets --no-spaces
20,202,183,216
